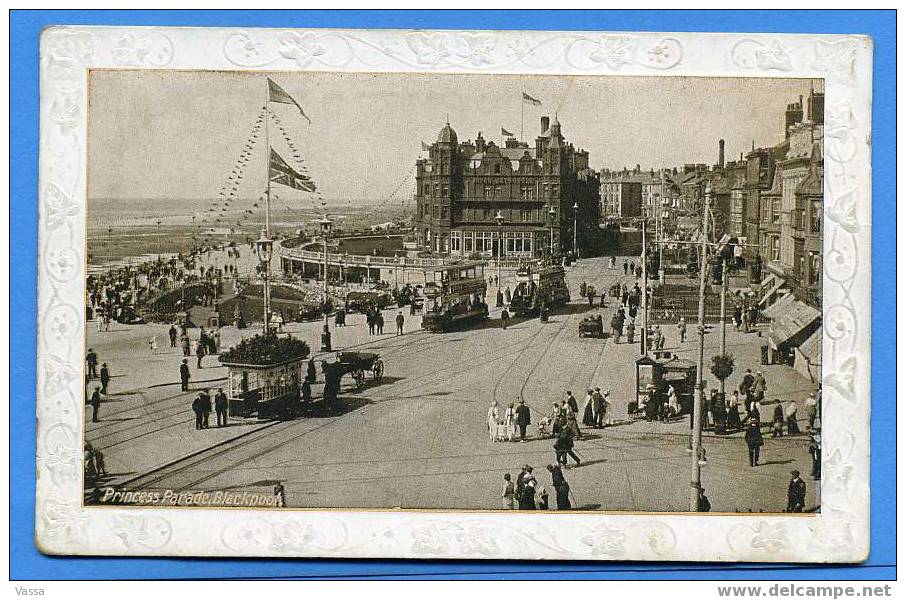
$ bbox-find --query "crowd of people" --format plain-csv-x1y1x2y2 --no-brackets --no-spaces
501,463,573,510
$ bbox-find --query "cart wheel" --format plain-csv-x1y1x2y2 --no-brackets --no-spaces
353,370,365,387
373,359,384,380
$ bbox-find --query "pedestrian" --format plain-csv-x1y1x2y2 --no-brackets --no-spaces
396,311,405,335
179,358,190,391
376,312,385,335
486,401,500,441
771,403,785,437
677,317,687,343
537,485,550,510
212,329,221,354
214,388,228,427
516,466,537,510
88,386,102,422
786,400,800,435
191,394,204,430
752,371,767,402
739,369,755,401
786,470,806,513
99,363,110,395
554,427,581,467
301,378,312,404
666,385,680,419
149,335,158,355
504,403,516,442
804,393,818,433
169,324,178,347
181,335,191,357
86,349,99,379
547,463,571,510
623,261,628,275
625,321,635,344
273,483,286,508
501,473,515,509
196,339,206,368
808,434,821,480
744,417,764,467
366,311,375,335
200,389,212,428
611,313,622,343
500,307,509,330
565,390,579,415
697,487,711,512
565,402,581,440
93,448,107,478
581,389,595,427
306,357,317,384
515,400,531,442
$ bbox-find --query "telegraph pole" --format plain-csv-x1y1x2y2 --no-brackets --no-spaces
719,256,728,396
690,185,711,512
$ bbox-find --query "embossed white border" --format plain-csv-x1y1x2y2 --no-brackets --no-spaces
36,27,872,561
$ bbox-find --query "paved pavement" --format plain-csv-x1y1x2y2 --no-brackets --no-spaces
85,255,820,513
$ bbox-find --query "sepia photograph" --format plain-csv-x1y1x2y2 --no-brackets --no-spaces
82,69,826,515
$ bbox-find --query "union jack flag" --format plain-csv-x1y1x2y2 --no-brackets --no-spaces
269,149,316,192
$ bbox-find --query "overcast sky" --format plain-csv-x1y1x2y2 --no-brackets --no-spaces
88,70,817,206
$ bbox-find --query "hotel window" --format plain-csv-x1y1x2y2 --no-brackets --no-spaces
770,236,780,261
810,200,822,234
483,208,492,220
442,185,448,196
450,232,461,253
495,186,502,197
494,164,501,174
484,186,492,199
441,206,448,219
521,186,534,200
464,232,474,252
771,197,781,224
521,208,531,222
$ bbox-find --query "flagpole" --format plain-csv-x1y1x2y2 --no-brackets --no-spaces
520,89,524,143
263,81,272,335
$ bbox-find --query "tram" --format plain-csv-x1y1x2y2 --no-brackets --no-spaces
509,263,571,316
421,261,489,332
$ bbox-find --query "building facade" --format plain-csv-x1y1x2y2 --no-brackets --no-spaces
413,117,600,257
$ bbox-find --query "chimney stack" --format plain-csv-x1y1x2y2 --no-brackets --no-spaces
541,116,550,134
718,139,725,168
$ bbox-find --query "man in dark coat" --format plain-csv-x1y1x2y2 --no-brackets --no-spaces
740,369,755,401
306,357,317,383
200,388,212,428
565,391,579,415
500,308,509,330
515,466,536,510
88,387,102,422
191,394,204,430
214,388,228,427
786,470,806,512
395,311,405,335
547,464,571,510
554,428,581,467
179,359,191,391
168,324,178,347
86,349,98,379
744,417,764,466
99,363,110,395
514,400,531,442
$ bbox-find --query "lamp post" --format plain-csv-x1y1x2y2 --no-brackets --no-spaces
547,205,557,259
319,216,333,325
495,210,505,307
640,217,648,357
572,201,579,257
255,228,274,335
689,184,711,511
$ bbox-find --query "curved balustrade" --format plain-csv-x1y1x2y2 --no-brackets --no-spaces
277,241,529,271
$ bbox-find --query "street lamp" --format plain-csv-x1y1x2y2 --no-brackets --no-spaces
689,184,712,512
572,201,579,257
547,205,557,259
494,210,505,307
255,228,274,335
319,216,333,324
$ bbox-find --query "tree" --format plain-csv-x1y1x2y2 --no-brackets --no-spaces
710,353,735,385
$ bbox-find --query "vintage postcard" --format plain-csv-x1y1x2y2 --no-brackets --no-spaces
36,27,872,561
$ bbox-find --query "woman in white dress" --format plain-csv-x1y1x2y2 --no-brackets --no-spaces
504,403,516,442
487,401,500,441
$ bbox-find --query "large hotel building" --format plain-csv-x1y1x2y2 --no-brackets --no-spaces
413,116,600,258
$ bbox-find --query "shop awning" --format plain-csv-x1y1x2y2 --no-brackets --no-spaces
763,292,796,320
796,325,822,366
768,300,821,350
758,274,785,307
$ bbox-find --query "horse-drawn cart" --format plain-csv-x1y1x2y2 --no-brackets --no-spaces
337,351,384,387
578,314,606,338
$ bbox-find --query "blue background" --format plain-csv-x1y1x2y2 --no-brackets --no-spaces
10,10,895,581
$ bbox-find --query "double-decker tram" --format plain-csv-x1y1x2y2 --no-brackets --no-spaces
509,262,571,316
421,261,489,332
